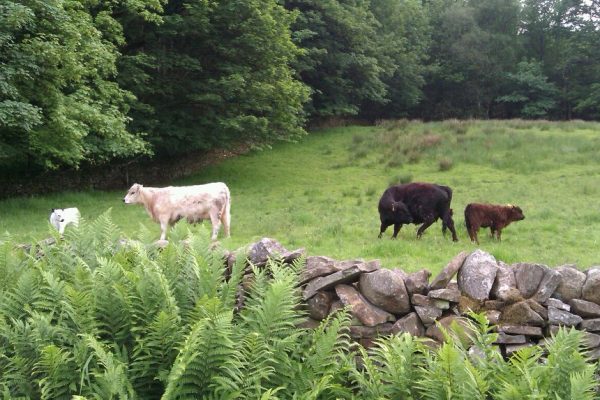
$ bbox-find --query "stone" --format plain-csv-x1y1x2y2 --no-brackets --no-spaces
335,284,396,327
430,251,469,290
569,299,600,318
432,299,451,310
359,269,411,314
582,268,600,305
484,300,506,310
299,256,336,284
329,300,345,314
497,325,543,337
544,298,570,312
513,263,547,298
485,310,501,325
411,294,433,307
298,318,321,329
307,291,335,320
583,332,600,348
425,315,473,344
333,259,367,271
247,238,286,266
547,307,582,326
447,281,459,291
414,305,443,325
404,269,431,295
429,288,461,303
458,250,498,301
505,343,534,356
532,269,561,303
350,323,394,339
458,296,484,314
501,301,545,327
494,333,527,344
553,265,585,302
491,263,517,301
526,299,548,320
580,318,600,332
303,264,378,300
283,248,306,264
587,347,600,361
391,312,425,337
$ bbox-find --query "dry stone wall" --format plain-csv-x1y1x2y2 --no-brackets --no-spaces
232,238,600,359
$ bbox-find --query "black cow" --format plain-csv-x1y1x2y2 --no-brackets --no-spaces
378,182,458,241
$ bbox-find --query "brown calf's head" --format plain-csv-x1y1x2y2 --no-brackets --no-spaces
508,205,525,221
123,183,143,204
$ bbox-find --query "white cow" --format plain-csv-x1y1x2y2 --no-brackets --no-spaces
123,182,231,241
49,207,81,234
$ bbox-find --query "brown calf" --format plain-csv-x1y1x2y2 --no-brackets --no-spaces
464,203,525,244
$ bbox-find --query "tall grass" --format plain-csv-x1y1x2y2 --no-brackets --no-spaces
2,120,600,274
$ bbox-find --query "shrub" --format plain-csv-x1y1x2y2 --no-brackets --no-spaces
438,157,454,171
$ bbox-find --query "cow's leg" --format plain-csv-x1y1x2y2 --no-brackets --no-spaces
442,211,458,242
392,223,402,239
496,229,502,241
159,220,169,241
209,209,221,241
221,203,231,237
379,222,390,238
416,217,435,239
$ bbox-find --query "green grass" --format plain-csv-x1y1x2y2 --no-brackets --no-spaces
2,119,600,274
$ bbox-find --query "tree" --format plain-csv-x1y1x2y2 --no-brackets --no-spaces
120,0,309,156
0,0,152,171
496,60,558,118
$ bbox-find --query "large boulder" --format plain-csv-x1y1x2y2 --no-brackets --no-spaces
335,284,396,327
458,250,498,301
513,263,547,298
582,268,600,305
359,269,411,315
553,265,585,302
430,251,469,290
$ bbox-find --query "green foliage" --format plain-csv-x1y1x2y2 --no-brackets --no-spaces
0,0,151,171
0,215,599,398
497,61,558,118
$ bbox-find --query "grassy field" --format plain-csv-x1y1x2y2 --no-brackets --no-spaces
2,119,600,274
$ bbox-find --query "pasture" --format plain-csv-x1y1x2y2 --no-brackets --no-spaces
2,119,600,274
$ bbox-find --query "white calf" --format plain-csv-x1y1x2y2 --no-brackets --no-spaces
49,207,80,234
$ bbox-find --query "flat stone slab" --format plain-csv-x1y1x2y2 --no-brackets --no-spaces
570,299,600,318
580,318,600,332
497,325,543,337
583,332,600,348
349,323,394,339
411,294,433,307
494,333,527,344
505,343,534,356
430,251,469,290
544,298,570,312
548,306,583,326
300,256,336,284
303,264,378,300
429,288,461,303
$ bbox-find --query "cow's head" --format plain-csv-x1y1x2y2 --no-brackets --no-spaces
508,205,525,221
51,208,65,222
123,183,143,204
392,201,413,223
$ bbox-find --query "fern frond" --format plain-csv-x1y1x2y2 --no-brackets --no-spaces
35,344,77,400
161,310,236,399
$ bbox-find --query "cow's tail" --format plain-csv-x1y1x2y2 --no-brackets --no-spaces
464,204,472,233
221,184,231,237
